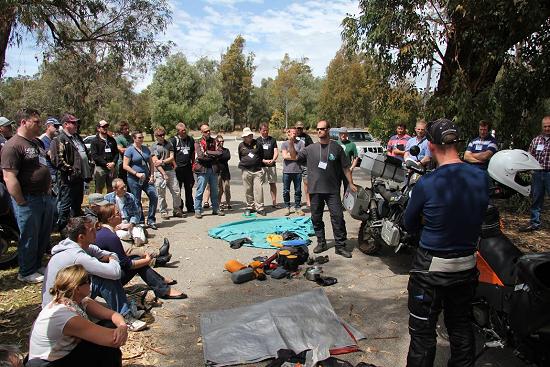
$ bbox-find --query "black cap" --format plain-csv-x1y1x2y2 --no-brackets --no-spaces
426,118,461,145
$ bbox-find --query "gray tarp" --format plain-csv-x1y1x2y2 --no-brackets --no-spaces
200,289,365,366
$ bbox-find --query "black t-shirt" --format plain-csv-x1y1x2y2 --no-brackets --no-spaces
298,141,350,194
297,133,314,147
1,134,52,195
171,135,195,167
238,139,263,171
256,135,277,166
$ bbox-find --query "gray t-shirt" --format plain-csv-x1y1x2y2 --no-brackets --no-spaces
298,141,350,194
151,140,174,171
281,140,305,174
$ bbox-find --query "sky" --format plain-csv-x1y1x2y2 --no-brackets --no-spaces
3,0,433,92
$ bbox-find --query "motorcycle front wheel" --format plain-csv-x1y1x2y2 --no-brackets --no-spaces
357,220,384,255
0,225,19,269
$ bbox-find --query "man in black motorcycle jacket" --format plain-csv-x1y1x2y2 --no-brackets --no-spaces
403,118,489,367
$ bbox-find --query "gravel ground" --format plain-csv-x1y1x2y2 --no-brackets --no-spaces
127,137,529,367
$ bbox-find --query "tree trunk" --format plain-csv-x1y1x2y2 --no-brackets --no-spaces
0,6,17,78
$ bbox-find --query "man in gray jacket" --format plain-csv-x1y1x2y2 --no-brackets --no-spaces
41,216,146,331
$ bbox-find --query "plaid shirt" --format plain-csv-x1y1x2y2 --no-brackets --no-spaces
529,134,550,170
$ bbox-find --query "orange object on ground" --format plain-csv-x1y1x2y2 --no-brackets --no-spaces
225,259,247,273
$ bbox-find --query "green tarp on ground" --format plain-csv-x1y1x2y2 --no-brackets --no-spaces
207,217,314,249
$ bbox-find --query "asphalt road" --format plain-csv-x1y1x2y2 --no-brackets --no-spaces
139,137,527,367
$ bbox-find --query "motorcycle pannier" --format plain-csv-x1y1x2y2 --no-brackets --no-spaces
360,152,406,182
343,185,370,221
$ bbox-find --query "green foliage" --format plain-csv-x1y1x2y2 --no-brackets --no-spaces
208,112,233,133
219,35,255,129
1,0,172,77
247,78,274,129
271,54,321,129
149,53,223,131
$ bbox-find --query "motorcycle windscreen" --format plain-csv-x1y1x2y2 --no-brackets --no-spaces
510,253,550,338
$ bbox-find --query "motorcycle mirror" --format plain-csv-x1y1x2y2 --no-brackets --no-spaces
409,145,420,157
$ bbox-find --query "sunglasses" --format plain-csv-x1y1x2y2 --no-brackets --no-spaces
135,136,144,139
79,275,91,286
202,130,211,133
317,127,328,131
156,134,165,137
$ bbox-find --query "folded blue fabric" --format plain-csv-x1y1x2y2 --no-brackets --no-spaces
208,217,314,249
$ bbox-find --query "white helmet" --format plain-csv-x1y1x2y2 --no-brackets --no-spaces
488,149,542,196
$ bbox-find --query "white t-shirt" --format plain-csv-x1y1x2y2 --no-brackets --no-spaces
29,298,90,361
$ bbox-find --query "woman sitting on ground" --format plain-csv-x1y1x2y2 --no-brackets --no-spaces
27,265,126,367
92,204,187,300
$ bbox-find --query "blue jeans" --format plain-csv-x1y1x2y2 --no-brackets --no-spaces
195,168,219,213
127,175,158,224
530,170,550,227
90,275,130,316
120,256,169,297
12,194,55,277
283,173,302,209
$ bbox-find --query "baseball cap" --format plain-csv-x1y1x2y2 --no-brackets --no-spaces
295,121,304,128
61,113,80,124
0,117,12,127
46,117,61,126
88,193,109,206
98,120,109,128
426,118,462,145
241,127,253,138
339,127,348,134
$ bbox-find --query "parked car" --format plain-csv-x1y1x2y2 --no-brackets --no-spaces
83,135,95,151
329,128,385,154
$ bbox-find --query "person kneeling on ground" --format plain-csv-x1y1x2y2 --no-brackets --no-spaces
27,265,126,367
42,216,146,332
92,204,187,300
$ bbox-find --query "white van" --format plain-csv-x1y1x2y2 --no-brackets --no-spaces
329,128,385,154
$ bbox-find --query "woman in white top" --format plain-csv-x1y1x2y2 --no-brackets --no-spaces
27,265,127,366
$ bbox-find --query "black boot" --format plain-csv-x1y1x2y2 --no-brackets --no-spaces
155,254,172,267
159,238,170,256
335,247,352,258
313,241,328,254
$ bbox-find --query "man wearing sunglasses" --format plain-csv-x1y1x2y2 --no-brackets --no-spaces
90,120,119,193
298,120,356,258
151,127,182,219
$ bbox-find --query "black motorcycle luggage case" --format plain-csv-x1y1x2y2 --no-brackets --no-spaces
510,253,550,338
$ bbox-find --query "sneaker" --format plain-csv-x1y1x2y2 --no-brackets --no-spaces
161,212,170,219
285,207,292,216
519,224,540,232
335,247,352,258
124,314,147,332
295,209,305,216
313,242,328,254
257,210,266,216
213,211,225,216
17,272,44,284
195,212,203,219
203,202,210,209
37,266,47,275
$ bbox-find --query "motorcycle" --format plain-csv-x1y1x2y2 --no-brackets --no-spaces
345,146,426,255
473,149,550,365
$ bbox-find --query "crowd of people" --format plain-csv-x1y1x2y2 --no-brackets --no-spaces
0,108,548,366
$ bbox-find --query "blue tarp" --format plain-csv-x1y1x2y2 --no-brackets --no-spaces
207,217,315,249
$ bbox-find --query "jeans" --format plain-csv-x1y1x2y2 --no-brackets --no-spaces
127,175,158,225
90,275,130,316
310,192,347,247
56,178,84,231
175,165,195,212
283,173,302,209
154,170,181,214
530,170,550,227
12,194,55,277
120,257,169,297
406,248,478,367
195,168,219,213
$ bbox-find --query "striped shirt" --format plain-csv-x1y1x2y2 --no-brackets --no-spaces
466,135,498,169
528,134,550,170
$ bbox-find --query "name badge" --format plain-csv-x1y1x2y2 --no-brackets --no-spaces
475,144,482,151
39,156,48,166
248,152,255,158
183,148,189,155
318,161,327,170
536,144,544,151
105,147,112,153
263,144,269,150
